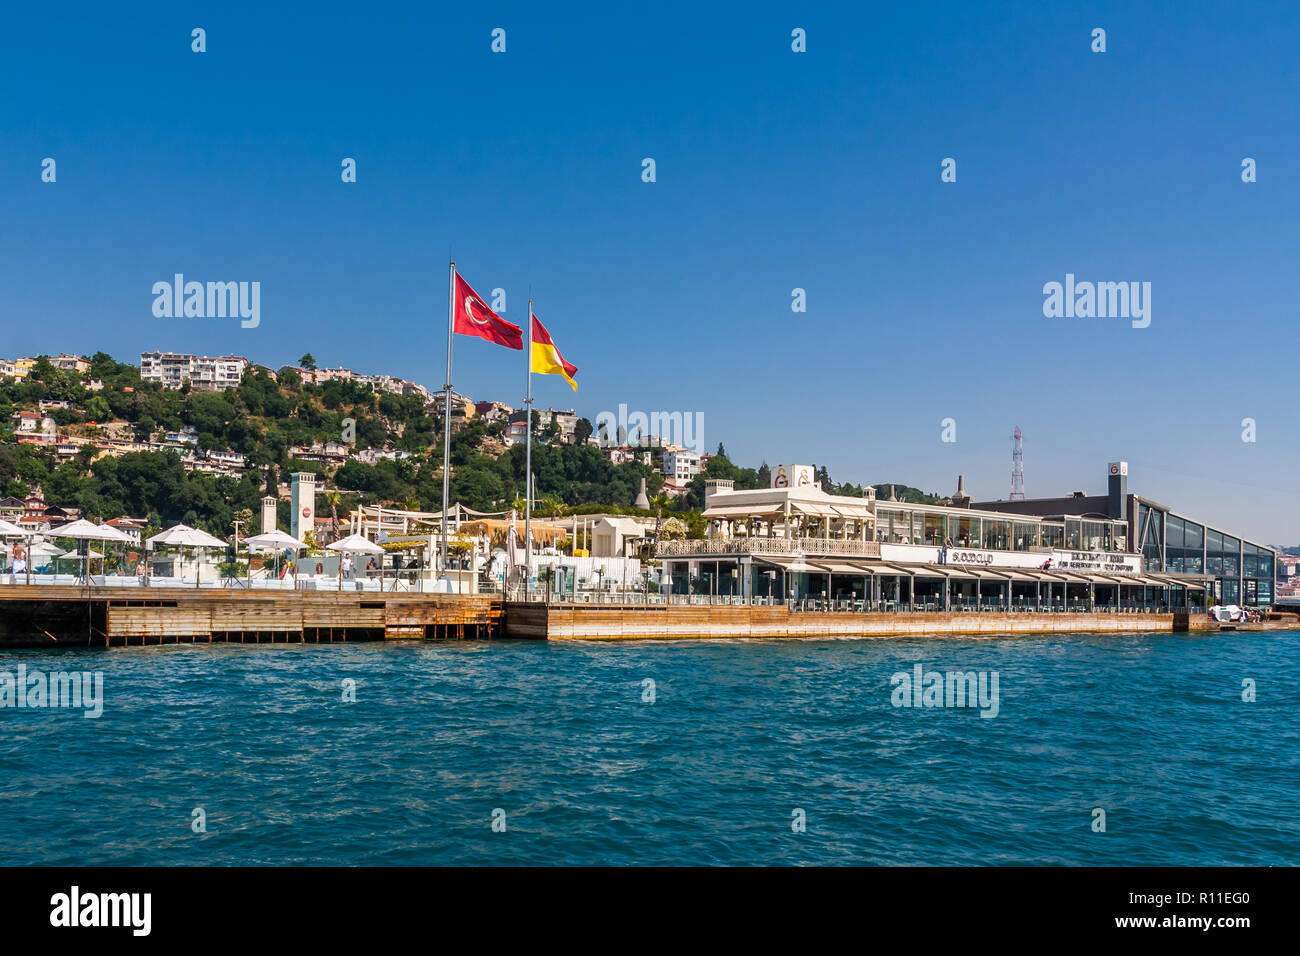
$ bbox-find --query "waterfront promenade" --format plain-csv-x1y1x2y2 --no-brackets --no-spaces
2,581,1279,645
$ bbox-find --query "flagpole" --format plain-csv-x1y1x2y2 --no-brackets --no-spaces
524,295,533,592
441,259,455,582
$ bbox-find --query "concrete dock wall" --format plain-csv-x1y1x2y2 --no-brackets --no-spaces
506,603,1176,640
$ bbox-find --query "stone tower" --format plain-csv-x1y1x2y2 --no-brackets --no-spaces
261,495,278,534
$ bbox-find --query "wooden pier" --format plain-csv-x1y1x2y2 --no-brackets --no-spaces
0,585,500,646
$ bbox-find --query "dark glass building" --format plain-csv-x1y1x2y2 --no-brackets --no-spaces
971,462,1276,608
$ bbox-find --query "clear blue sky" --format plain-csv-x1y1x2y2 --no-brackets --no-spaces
2,1,1296,543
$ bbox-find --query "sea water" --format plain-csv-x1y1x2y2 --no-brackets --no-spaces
0,631,1295,865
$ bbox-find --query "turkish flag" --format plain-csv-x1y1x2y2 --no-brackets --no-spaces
453,271,523,350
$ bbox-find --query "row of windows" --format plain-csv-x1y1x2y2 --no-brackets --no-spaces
1139,503,1275,587
874,509,1126,552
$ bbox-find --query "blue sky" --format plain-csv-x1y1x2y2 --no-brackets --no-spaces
2,1,1296,542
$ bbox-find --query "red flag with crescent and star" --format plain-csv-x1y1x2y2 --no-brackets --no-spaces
453,271,523,350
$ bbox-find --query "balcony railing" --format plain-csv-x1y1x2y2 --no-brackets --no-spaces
656,537,881,558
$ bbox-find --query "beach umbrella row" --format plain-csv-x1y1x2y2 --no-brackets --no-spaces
0,517,386,589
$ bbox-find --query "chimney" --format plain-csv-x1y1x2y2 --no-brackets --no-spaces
952,475,971,509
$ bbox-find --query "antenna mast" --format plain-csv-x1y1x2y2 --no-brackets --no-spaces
1010,426,1025,500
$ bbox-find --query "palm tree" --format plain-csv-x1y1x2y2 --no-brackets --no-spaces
537,494,566,519
323,491,341,543
650,491,673,544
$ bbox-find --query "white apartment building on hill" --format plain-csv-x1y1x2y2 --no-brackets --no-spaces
141,351,248,391
662,448,702,482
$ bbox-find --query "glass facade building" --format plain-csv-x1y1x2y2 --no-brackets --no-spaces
1121,498,1271,607
873,503,1128,554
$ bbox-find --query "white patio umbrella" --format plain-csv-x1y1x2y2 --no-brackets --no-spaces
326,533,384,554
244,529,306,550
244,529,306,586
52,519,132,584
147,524,229,588
147,523,227,549
16,540,61,583
28,540,63,558
59,547,104,559
53,518,133,543
326,533,384,591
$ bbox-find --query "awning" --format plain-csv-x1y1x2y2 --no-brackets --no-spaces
1157,576,1207,590
961,567,1014,580
999,568,1052,582
816,561,878,574
1133,574,1171,586
808,561,876,575
1041,571,1092,583
828,505,872,519
703,504,781,519
1087,573,1134,585
903,564,978,579
867,562,916,575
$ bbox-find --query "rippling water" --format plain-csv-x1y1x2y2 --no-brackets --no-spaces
1,630,1296,865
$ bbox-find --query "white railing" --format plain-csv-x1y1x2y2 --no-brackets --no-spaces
656,537,881,558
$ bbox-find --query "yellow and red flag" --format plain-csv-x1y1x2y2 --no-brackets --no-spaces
530,312,577,390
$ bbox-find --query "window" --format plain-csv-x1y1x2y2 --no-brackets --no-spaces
947,514,979,549
1206,530,1224,576
876,508,909,544
922,512,945,546
982,517,1012,551
1013,521,1039,551
1138,505,1164,571
1081,520,1111,552
1166,516,1184,550
1041,522,1064,550
1222,535,1240,577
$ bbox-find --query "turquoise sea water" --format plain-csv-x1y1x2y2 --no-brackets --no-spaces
1,631,1296,866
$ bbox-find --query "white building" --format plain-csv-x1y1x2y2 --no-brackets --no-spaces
140,351,248,391
661,448,702,482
